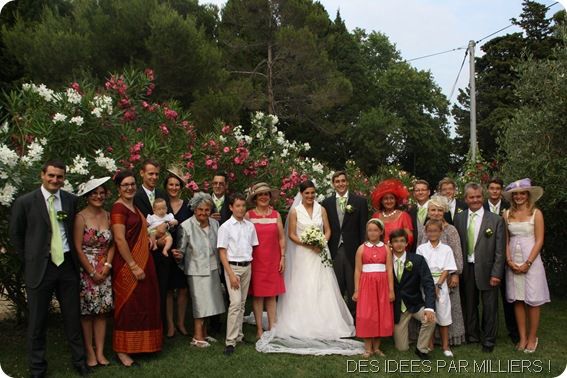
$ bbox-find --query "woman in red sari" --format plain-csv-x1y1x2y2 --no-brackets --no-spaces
371,179,414,248
111,170,162,367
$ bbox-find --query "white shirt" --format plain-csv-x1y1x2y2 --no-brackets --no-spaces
488,199,501,215
336,190,349,200
217,216,259,262
417,241,457,276
146,213,175,230
142,185,156,201
41,186,70,253
417,200,429,210
466,207,485,263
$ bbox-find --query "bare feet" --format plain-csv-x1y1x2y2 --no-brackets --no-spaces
256,330,263,340
96,354,110,366
177,324,188,336
116,352,134,367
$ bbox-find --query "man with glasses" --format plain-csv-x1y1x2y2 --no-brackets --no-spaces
211,173,232,225
408,180,431,253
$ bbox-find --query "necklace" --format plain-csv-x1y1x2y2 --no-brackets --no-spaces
255,207,271,217
382,209,398,217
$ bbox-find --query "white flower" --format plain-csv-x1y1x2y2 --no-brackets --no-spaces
52,113,67,123
303,142,311,151
219,136,227,143
244,136,253,144
62,180,74,193
253,111,265,121
69,116,84,126
0,144,19,167
94,150,117,173
267,114,279,126
91,108,103,118
0,121,8,134
65,88,82,104
0,182,17,206
317,194,325,203
69,155,89,175
36,84,55,102
281,148,289,157
22,83,32,91
20,140,45,167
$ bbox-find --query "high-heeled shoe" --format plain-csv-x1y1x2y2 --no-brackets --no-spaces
524,338,538,354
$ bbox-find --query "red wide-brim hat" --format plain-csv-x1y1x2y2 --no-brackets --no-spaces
371,178,410,210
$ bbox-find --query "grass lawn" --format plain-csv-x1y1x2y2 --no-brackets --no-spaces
1,298,566,377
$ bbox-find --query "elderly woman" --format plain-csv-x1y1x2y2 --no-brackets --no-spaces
74,177,114,367
111,170,162,367
503,178,549,353
245,182,286,339
175,192,226,348
418,195,465,346
371,179,414,246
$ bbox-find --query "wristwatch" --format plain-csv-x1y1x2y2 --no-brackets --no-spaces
89,270,95,278
436,283,443,289
104,262,112,268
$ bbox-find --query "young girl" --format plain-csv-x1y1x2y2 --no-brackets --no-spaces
353,218,394,357
416,219,457,357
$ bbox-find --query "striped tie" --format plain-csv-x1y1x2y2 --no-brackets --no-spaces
467,212,477,256
48,195,64,266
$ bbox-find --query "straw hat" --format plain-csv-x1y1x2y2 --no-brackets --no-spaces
76,177,111,196
246,182,279,205
502,178,543,203
166,165,187,185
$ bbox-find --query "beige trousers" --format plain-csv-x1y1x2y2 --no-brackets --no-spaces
224,264,251,346
394,307,435,353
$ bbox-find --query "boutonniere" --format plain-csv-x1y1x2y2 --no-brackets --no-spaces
56,211,68,221
405,261,413,272
484,228,494,237
345,204,354,213
457,208,463,213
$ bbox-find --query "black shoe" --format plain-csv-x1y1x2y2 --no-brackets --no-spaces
74,364,92,376
414,348,430,360
115,354,141,368
482,345,494,353
224,345,235,356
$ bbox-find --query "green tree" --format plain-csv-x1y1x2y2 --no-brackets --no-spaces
499,24,567,295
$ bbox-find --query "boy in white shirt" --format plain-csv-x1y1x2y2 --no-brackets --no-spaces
217,193,259,356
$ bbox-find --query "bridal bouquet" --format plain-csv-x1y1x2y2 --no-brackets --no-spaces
300,226,332,267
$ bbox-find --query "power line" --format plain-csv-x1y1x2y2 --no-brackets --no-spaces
448,49,469,101
407,47,466,62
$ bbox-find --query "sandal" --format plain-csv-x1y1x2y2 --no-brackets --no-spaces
190,338,211,348
374,349,386,357
205,336,218,343
361,350,372,358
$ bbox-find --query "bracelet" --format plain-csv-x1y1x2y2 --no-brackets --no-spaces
89,270,96,278
128,261,137,268
104,262,112,268
526,260,532,267
436,283,443,289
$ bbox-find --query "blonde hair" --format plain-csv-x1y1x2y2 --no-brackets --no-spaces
428,195,449,212
508,192,536,220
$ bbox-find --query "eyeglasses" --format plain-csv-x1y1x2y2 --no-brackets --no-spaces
212,182,226,186
89,191,107,198
120,183,136,188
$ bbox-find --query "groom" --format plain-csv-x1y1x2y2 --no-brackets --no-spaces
322,171,368,316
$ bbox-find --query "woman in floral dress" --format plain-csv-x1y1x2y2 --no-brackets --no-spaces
74,177,114,368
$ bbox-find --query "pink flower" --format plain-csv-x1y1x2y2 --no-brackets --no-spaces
187,181,199,191
136,127,142,133
159,124,170,136
202,180,210,191
144,68,155,81
228,172,236,181
186,160,194,169
106,146,113,153
118,98,131,108
183,152,193,159
70,82,81,93
141,101,150,109
146,83,155,96
221,125,231,134
122,109,137,122
164,108,178,120
223,146,231,153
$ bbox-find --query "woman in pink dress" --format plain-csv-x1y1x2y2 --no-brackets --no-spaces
246,183,286,338
371,179,414,247
353,218,394,357
503,178,550,354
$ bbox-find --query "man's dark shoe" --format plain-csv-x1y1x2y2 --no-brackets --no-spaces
414,348,430,360
482,345,494,353
74,364,92,376
224,345,235,356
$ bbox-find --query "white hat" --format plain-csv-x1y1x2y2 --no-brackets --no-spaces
76,177,111,196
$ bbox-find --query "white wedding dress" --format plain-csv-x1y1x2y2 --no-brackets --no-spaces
255,200,364,355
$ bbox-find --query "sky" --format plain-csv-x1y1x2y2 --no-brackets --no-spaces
203,0,565,105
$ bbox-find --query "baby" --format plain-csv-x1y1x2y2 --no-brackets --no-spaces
146,198,178,257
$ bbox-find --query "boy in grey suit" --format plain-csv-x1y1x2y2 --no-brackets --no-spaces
454,182,505,352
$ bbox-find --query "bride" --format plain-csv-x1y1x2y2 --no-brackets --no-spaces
256,180,364,355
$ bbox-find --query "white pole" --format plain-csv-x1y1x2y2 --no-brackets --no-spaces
469,40,477,161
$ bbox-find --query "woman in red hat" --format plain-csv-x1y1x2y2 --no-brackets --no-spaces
371,179,414,247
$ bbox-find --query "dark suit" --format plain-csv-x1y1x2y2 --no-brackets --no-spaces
211,195,232,225
407,203,429,254
444,198,467,225
483,199,518,342
322,193,368,314
134,186,169,329
454,208,505,348
393,253,436,352
9,188,85,376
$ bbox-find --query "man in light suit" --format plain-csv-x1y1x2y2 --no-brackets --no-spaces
133,159,169,329
322,171,368,316
454,182,505,352
10,160,90,377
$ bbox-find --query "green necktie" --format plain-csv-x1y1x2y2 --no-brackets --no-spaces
214,197,223,211
417,206,427,225
338,197,347,212
490,204,497,214
396,259,407,312
48,195,64,266
467,212,477,257
148,191,155,206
